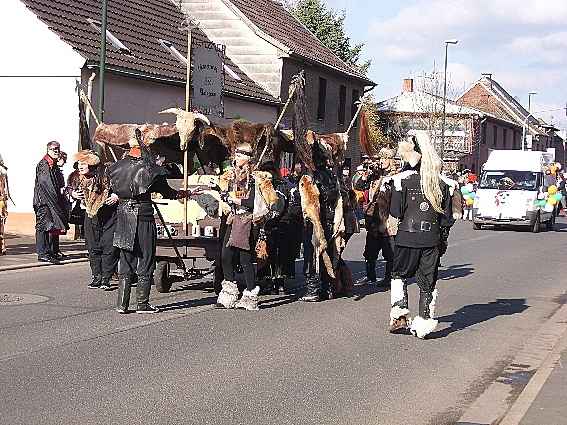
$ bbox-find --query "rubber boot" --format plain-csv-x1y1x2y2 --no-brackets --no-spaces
136,276,159,313
116,275,132,313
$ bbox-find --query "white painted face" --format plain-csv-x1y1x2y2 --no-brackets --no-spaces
77,161,90,175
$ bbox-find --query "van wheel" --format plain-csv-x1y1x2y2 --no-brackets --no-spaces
532,214,540,233
154,261,172,293
473,222,482,230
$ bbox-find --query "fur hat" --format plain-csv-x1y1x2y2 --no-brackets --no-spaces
74,149,100,166
397,138,421,168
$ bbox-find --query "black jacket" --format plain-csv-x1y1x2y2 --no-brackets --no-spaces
33,157,69,232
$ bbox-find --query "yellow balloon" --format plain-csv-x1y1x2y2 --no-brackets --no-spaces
466,198,474,206
548,185,558,195
548,197,558,206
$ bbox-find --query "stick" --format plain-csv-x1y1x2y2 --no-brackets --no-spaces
79,90,118,162
345,98,364,135
256,85,297,167
183,26,193,239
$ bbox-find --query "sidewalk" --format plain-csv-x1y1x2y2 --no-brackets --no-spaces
0,234,88,272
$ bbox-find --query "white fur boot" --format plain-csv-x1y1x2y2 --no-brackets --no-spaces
235,286,260,311
217,280,239,309
390,278,410,325
410,316,438,339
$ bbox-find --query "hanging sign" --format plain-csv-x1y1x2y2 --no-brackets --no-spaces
192,41,225,117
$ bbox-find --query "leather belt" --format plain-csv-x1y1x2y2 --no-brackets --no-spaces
399,219,436,232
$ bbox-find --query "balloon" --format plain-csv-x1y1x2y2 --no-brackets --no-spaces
557,163,562,170
468,191,476,199
554,193,563,202
548,197,558,206
460,186,469,195
466,198,474,206
548,185,558,195
544,204,554,212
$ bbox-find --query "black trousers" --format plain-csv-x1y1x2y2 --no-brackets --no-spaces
221,224,255,291
364,234,395,281
85,207,118,279
118,219,157,279
392,245,440,318
36,230,59,257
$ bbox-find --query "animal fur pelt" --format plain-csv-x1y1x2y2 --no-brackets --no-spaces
306,130,348,166
290,71,314,170
203,121,274,162
299,175,334,279
358,110,376,157
79,172,110,219
252,171,279,206
93,123,178,147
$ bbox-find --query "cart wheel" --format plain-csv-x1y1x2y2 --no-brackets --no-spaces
154,261,172,293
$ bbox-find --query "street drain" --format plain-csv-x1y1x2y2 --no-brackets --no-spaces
0,293,49,305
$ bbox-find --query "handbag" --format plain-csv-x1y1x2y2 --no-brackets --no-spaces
69,200,85,225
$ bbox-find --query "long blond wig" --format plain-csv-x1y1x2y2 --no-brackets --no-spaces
416,137,444,213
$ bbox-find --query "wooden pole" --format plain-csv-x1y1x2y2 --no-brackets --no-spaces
183,24,192,238
346,98,364,135
98,0,108,121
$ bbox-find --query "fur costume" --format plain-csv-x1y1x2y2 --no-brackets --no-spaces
252,171,279,207
306,130,347,165
203,121,274,162
298,175,334,279
79,172,111,219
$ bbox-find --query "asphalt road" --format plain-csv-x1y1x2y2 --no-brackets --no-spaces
1,220,566,425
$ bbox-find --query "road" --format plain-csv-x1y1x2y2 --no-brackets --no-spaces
1,220,566,425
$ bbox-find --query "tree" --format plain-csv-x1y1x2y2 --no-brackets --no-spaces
288,0,370,74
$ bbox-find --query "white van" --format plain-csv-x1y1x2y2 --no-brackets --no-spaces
473,150,556,232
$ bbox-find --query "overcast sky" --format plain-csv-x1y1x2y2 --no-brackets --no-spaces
325,0,567,131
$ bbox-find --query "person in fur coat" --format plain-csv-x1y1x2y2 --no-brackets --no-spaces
388,136,454,339
72,150,119,290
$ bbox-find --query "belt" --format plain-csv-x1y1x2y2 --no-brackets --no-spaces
399,219,437,233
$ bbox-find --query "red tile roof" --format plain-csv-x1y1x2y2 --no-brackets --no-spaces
228,0,373,84
19,0,279,104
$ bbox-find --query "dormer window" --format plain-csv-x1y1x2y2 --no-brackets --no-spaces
87,18,132,55
158,39,188,65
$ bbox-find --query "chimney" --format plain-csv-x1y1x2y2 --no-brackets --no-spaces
402,78,414,93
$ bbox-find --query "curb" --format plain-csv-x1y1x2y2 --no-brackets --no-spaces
457,299,567,424
0,256,88,272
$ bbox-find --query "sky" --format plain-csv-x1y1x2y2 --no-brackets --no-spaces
324,0,567,133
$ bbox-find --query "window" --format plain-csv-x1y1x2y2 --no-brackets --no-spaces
351,89,360,128
338,85,346,125
317,77,327,120
493,125,497,146
87,19,131,55
503,128,508,149
481,122,486,145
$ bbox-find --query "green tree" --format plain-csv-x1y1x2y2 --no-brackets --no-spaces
289,0,370,74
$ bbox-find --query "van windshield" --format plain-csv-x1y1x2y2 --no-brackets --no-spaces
480,170,538,191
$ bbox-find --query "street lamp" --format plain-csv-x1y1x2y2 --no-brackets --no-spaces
441,39,459,162
528,91,537,112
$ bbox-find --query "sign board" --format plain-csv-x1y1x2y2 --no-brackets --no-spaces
192,41,225,117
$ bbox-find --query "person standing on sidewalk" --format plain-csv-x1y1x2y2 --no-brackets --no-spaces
33,141,69,264
72,150,119,291
0,153,10,255
108,130,192,314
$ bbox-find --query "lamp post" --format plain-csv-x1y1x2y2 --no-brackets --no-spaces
441,39,459,162
528,91,537,112
98,0,108,121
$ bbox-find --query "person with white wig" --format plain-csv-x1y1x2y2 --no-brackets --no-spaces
388,135,454,339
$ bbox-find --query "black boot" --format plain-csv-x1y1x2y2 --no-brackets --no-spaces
300,274,321,302
365,260,377,283
116,275,132,313
88,275,102,289
136,276,159,313
379,259,393,287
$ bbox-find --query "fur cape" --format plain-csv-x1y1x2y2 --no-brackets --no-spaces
298,175,334,279
79,172,111,219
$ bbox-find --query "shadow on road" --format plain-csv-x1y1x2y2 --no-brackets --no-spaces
438,263,475,281
260,294,299,309
429,298,529,339
157,296,218,312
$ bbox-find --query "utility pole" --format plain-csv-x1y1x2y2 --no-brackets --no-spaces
98,0,108,121
441,39,459,162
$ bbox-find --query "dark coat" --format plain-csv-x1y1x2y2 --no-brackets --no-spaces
33,157,69,232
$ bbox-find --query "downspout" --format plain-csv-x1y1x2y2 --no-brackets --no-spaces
478,117,487,174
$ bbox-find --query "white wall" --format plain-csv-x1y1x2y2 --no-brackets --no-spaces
0,0,85,213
